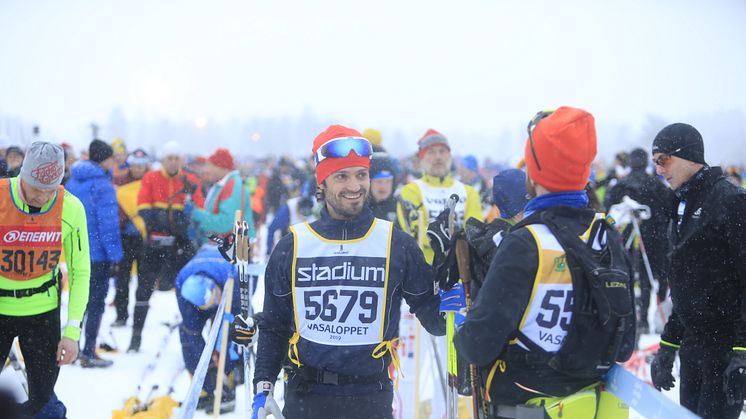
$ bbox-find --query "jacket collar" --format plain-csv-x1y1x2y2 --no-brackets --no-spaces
419,172,455,187
676,166,722,201
310,206,376,240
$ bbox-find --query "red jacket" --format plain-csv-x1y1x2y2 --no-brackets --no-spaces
137,168,205,236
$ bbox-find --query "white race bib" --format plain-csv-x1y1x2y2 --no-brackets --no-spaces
292,220,392,346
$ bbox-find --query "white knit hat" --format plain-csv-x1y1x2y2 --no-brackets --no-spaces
19,141,65,189
160,141,182,159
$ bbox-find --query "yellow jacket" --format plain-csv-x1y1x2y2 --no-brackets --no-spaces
397,173,484,263
117,179,147,238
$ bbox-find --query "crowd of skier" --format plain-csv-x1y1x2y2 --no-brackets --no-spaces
0,107,745,419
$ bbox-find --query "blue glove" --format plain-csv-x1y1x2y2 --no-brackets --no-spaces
251,392,267,419
252,381,282,419
439,282,466,312
184,199,195,216
453,312,466,327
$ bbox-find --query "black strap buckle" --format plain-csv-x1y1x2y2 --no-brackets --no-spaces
318,370,338,385
13,288,32,298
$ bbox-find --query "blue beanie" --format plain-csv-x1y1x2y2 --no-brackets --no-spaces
181,274,218,307
492,169,529,220
460,155,479,173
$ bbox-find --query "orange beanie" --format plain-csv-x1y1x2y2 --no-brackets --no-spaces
523,106,597,192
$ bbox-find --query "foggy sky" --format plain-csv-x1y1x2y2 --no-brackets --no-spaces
1,0,745,163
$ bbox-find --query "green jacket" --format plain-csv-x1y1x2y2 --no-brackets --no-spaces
0,177,90,341
192,170,255,240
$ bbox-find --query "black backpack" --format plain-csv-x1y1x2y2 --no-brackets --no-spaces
513,207,635,380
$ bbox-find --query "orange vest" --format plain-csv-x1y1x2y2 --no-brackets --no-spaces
0,179,64,281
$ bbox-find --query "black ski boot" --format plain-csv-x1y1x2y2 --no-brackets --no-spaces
79,353,113,368
128,303,149,352
127,329,142,353
111,318,127,328
205,386,236,414
196,391,213,410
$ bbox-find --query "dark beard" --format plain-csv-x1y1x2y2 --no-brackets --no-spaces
326,190,368,220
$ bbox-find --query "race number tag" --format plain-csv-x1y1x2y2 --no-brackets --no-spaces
292,220,392,346
0,226,63,281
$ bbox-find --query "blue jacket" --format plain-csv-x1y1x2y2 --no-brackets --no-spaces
254,206,445,394
66,160,123,263
175,246,241,314
176,246,236,289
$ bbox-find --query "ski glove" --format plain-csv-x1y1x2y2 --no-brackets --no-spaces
252,381,284,419
180,175,198,195
439,282,466,312
724,350,746,405
230,314,257,348
212,233,236,263
427,208,453,257
650,342,677,391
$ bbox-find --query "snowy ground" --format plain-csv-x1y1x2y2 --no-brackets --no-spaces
0,274,267,419
2,271,744,418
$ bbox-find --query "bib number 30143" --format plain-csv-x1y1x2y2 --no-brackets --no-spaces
0,249,61,275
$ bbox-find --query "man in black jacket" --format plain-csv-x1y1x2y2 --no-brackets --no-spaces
649,123,746,419
454,107,635,412
368,152,399,227
251,125,452,419
605,148,675,333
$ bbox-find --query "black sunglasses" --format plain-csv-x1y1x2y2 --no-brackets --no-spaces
526,110,554,171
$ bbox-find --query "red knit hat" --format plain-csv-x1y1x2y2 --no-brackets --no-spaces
312,125,371,184
523,106,597,192
417,129,450,159
207,148,235,170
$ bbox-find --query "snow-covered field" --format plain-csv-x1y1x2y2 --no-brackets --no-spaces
0,274,266,419
2,270,742,418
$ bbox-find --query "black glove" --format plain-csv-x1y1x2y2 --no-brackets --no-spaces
427,208,453,258
724,350,746,405
180,175,198,195
650,343,677,391
229,314,257,348
211,233,236,263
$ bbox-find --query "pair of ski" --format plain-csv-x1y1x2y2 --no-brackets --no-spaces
440,194,482,419
230,212,283,419
114,317,183,418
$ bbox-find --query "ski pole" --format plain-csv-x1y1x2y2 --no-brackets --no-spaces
456,238,483,419
444,194,459,419
8,340,28,396
631,217,668,330
134,316,181,406
232,210,254,419
213,278,235,419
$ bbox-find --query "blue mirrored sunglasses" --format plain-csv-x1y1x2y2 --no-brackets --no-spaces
314,136,373,165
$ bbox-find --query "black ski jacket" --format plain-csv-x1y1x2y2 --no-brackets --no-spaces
454,206,636,402
661,166,746,346
605,168,675,282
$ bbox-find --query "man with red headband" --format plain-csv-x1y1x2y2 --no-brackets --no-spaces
250,125,457,419
397,129,484,263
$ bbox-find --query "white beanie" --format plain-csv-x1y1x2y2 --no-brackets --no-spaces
161,141,182,159
19,141,65,189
